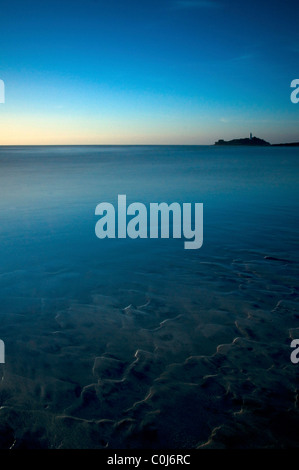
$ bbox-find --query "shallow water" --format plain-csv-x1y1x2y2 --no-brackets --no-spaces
0,145,298,448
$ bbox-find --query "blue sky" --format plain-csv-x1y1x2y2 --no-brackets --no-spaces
0,0,299,144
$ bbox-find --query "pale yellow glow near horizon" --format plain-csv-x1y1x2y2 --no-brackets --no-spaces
0,114,218,145
0,127,211,145
2,111,292,146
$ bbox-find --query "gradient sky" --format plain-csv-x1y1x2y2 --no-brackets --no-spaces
0,0,299,144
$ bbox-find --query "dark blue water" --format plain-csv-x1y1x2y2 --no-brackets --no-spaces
0,145,298,448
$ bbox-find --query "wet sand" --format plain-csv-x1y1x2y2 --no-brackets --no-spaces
0,247,298,448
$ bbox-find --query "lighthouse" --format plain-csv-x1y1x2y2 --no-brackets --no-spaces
250,132,253,140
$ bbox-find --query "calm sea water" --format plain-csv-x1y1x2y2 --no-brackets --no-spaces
0,145,298,448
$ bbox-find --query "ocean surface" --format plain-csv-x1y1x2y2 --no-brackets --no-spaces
0,145,298,448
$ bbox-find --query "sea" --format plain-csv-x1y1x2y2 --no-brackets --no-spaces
0,144,298,448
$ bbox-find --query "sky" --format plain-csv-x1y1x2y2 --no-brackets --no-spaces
0,0,299,145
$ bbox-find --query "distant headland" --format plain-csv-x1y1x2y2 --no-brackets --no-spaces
215,133,299,146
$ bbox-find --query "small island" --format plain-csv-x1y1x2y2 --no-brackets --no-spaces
215,133,270,146
215,133,299,146
271,142,299,147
